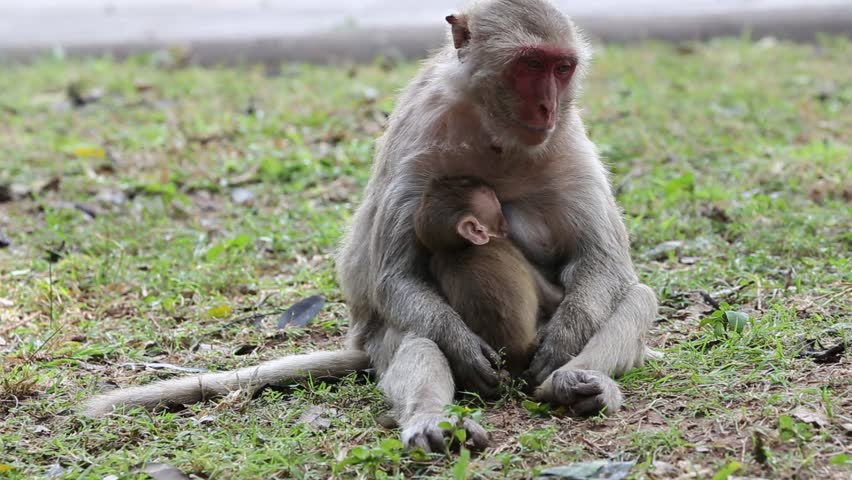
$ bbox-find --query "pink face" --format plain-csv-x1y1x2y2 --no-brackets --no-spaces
504,46,577,145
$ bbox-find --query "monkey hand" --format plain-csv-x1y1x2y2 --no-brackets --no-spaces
534,367,623,416
523,319,583,387
444,332,501,398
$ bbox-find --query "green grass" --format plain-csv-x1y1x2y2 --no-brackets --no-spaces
1,36,850,479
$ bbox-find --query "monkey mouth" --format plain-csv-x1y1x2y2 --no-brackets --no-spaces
514,122,554,145
518,122,554,134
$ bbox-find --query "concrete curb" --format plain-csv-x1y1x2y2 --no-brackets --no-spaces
2,5,850,65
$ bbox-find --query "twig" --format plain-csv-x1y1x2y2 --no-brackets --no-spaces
698,290,721,310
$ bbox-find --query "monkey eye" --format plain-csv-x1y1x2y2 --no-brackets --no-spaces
556,64,574,75
524,58,545,70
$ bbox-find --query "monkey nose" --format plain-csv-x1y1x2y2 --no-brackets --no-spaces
538,103,555,126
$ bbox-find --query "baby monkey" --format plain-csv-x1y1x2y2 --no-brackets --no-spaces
414,176,563,374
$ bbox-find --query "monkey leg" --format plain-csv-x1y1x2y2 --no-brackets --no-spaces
377,333,490,452
534,283,656,416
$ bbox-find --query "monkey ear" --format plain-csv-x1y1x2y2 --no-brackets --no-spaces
458,216,490,246
445,14,471,50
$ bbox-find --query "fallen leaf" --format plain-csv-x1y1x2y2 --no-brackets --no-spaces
231,187,255,205
32,425,50,434
191,415,217,426
118,362,208,373
74,203,99,219
0,465,15,473
233,344,258,356
96,189,127,206
297,406,335,430
538,460,634,479
45,464,66,479
791,407,828,429
207,304,233,319
71,145,106,159
277,295,325,329
133,462,190,480
797,339,845,364
650,461,678,479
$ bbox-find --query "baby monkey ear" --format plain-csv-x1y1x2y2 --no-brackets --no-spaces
458,215,490,245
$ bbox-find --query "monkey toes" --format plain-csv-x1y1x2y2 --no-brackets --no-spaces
401,414,490,453
535,368,623,416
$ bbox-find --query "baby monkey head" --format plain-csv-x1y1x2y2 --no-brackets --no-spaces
415,176,507,253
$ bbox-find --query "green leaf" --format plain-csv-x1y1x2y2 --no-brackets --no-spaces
712,461,742,480
350,446,369,459
830,454,851,465
522,399,551,417
205,243,226,261
380,438,402,452
725,311,749,333
438,421,453,430
455,429,467,443
452,448,471,480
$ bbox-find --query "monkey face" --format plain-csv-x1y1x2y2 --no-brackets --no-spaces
503,47,577,146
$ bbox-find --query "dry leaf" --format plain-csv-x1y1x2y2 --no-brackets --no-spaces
791,407,828,428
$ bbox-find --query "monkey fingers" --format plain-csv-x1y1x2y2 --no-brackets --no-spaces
524,321,581,386
478,338,502,370
535,368,623,416
450,343,500,398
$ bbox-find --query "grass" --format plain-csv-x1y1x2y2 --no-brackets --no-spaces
0,36,850,479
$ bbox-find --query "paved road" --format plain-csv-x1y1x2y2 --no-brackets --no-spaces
1,0,850,63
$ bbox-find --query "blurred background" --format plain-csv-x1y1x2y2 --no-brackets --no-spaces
2,0,851,64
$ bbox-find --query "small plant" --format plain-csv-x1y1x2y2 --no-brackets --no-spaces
521,399,552,417
700,302,750,338
442,404,484,449
777,415,813,444
0,365,41,403
334,438,404,479
712,460,742,480
519,427,556,452
442,404,486,479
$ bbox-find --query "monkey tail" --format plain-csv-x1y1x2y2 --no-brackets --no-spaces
83,350,370,418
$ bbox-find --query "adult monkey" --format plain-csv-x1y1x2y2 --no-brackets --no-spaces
85,0,656,453
337,0,655,450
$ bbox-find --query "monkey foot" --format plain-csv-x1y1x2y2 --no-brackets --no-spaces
534,368,623,416
400,414,490,453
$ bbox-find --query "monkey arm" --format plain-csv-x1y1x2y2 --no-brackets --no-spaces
525,191,649,385
367,187,501,396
